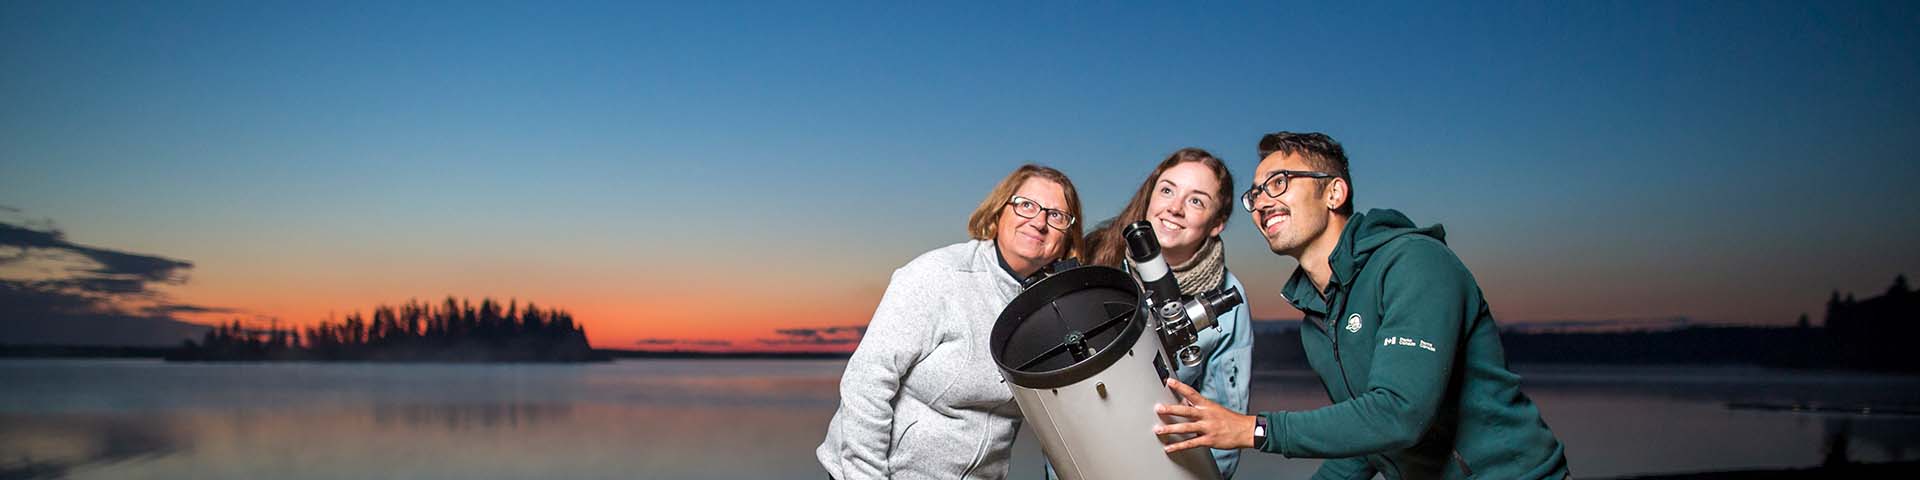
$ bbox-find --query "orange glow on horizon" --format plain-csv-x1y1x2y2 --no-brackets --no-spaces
169,282,887,353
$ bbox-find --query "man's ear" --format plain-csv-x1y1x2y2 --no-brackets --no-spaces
1326,178,1350,212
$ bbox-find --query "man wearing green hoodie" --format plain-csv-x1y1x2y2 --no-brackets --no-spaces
1152,132,1569,479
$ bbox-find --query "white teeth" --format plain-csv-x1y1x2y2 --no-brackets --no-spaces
1264,215,1287,229
1159,219,1183,231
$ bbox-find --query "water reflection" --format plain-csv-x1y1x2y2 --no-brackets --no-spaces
370,403,574,431
0,359,845,480
0,414,187,480
1825,416,1919,464
0,359,1916,479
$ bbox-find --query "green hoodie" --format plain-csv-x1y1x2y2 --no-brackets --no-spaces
1257,209,1568,480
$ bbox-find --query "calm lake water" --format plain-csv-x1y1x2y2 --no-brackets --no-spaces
2,359,1917,479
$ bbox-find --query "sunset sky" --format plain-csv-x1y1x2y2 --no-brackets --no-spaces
4,1,1918,351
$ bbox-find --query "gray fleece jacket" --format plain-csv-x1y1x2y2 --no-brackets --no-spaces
818,239,1026,480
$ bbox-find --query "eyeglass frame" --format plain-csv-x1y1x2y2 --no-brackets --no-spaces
1006,195,1077,230
1241,170,1337,212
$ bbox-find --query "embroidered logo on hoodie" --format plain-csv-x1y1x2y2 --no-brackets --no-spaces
1345,313,1363,333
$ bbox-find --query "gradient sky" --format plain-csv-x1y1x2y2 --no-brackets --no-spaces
4,1,1918,351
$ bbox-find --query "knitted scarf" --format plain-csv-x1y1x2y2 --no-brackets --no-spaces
1169,236,1227,296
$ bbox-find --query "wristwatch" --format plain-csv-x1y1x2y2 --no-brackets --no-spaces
1252,415,1269,450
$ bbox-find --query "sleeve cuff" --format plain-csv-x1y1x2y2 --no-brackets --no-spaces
1258,411,1290,455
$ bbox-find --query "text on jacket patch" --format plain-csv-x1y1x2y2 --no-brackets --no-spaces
1383,336,1438,352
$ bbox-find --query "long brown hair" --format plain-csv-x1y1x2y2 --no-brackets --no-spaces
1084,148,1234,267
967,164,1086,262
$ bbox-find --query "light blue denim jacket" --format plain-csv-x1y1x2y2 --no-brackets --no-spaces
1176,272,1254,479
1046,271,1255,479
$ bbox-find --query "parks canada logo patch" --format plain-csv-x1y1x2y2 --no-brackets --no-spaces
1345,313,1363,333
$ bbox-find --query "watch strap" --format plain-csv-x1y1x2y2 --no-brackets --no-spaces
1253,414,1270,450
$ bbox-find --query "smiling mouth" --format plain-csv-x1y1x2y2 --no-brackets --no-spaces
1262,210,1290,234
1157,217,1185,233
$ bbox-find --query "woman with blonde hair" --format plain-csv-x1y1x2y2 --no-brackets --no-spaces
819,164,1085,480
1075,147,1253,479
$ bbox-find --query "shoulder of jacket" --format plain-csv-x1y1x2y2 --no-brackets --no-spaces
896,240,983,276
1375,235,1459,265
1370,235,1474,289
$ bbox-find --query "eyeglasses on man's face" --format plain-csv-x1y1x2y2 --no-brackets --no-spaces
1241,170,1336,212
1007,195,1076,230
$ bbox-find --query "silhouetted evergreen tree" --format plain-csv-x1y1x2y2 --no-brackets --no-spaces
1822,274,1918,371
169,296,602,362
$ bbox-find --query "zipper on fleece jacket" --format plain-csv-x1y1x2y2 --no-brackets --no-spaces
1321,286,1359,401
1326,286,1407,479
1300,287,1403,477
1452,450,1473,477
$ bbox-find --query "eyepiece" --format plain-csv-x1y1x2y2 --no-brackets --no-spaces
1122,221,1160,263
1201,287,1244,315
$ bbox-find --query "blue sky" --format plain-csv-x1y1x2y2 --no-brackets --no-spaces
3,1,1917,347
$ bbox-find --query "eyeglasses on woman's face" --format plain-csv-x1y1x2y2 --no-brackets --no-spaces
1007,195,1076,230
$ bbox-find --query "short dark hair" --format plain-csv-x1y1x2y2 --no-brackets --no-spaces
1258,132,1353,215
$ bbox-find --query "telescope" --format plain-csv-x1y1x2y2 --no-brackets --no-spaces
990,221,1244,480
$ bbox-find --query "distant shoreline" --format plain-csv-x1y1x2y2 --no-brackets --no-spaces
1602,460,1920,479
6,321,1920,374
0,344,175,359
598,349,851,360
0,344,854,361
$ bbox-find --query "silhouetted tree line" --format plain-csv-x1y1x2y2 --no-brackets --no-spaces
168,297,604,362
1249,275,1919,372
1823,274,1917,370
1495,326,1828,368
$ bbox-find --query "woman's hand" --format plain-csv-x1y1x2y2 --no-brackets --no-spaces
1152,377,1257,453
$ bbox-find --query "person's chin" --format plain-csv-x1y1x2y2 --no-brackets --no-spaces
1262,235,1290,254
1164,236,1198,252
1007,244,1043,261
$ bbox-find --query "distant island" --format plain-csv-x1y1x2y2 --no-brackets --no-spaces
165,297,605,362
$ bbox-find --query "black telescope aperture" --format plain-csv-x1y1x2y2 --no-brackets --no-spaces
991,266,1145,390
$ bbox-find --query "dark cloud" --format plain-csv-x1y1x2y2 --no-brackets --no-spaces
760,324,867,346
0,279,210,346
635,338,733,347
0,222,192,285
757,337,860,346
142,303,240,316
43,277,152,295
772,325,867,338
0,212,219,346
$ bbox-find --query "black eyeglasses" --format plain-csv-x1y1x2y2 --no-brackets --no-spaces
1007,195,1076,230
1241,170,1335,212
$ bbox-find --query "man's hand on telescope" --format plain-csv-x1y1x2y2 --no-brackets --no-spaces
1152,378,1257,453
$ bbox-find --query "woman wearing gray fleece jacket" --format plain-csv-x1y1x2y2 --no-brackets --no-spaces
818,164,1085,480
